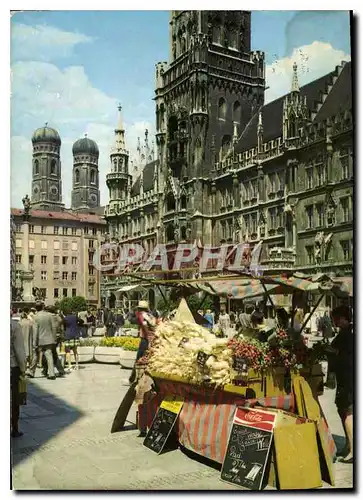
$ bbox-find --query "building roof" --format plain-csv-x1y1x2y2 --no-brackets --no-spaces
130,160,157,196
11,208,106,225
72,136,99,157
314,62,352,122
32,125,61,146
236,62,351,153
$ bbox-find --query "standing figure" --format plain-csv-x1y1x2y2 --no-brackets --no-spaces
19,309,33,369
218,305,231,337
204,309,214,329
327,306,354,464
63,310,82,371
30,302,65,380
78,309,89,338
128,301,156,384
11,316,26,437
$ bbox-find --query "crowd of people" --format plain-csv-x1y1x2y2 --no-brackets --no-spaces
10,298,353,464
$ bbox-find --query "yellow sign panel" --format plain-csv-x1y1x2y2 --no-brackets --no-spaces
160,395,184,414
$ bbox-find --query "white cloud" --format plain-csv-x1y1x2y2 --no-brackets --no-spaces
265,41,351,103
11,136,33,207
11,61,117,127
11,23,94,62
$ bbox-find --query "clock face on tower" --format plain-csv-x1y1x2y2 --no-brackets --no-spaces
89,194,97,205
50,185,58,200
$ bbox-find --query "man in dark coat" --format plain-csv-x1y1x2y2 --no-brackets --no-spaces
27,302,65,380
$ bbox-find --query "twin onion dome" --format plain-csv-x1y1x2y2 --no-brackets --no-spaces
72,136,99,157
31,125,99,157
31,125,61,146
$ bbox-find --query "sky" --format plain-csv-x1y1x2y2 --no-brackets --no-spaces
10,10,352,208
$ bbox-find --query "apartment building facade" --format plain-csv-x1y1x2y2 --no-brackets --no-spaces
12,208,106,306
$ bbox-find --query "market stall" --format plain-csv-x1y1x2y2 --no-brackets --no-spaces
129,287,343,490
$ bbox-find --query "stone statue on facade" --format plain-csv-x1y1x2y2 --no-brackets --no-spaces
314,231,325,264
22,194,31,220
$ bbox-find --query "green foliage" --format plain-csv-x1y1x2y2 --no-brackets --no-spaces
57,296,88,315
79,339,98,347
99,336,140,351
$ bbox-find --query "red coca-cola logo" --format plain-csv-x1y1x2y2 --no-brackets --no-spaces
245,412,263,423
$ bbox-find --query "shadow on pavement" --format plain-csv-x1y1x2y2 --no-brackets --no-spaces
11,378,85,468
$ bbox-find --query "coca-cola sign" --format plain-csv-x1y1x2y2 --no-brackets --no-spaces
234,407,276,432
245,412,263,423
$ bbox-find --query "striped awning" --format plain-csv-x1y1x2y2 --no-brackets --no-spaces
206,279,279,299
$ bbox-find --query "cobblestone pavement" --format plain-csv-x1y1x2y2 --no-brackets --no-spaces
11,364,353,490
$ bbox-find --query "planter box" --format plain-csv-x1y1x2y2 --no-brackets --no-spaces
119,349,137,369
94,346,124,364
78,346,95,363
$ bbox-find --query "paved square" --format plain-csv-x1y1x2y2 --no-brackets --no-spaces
11,364,353,490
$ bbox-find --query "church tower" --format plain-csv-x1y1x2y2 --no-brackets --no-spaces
31,124,64,210
154,10,265,243
106,105,132,209
71,135,100,212
283,62,309,143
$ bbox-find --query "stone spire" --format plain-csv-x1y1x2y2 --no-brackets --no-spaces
114,104,126,152
291,62,300,93
257,111,264,153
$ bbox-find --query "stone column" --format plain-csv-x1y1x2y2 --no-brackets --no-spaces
21,220,34,302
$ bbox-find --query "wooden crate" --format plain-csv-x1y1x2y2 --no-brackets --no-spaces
264,367,288,397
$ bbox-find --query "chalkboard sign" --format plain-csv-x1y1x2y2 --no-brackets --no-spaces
143,396,184,455
197,351,209,367
221,407,276,490
233,356,249,375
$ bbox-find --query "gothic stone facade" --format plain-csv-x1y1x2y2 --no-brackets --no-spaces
103,11,353,297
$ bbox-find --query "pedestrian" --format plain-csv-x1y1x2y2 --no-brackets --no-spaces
87,309,95,337
218,305,230,337
78,309,89,338
105,308,116,337
326,305,353,464
11,315,26,437
115,309,125,337
41,306,66,377
28,302,65,380
63,310,82,371
19,309,33,370
204,309,214,329
321,310,334,341
128,301,156,384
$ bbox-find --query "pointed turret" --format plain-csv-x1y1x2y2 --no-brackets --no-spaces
257,111,264,153
291,62,300,93
106,104,131,206
113,104,127,153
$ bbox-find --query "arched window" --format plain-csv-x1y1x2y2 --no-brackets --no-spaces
180,194,187,209
166,224,175,242
50,159,56,174
229,31,238,49
90,170,96,184
75,169,80,183
218,97,227,120
181,29,186,53
181,226,187,240
34,159,39,174
233,101,241,123
213,26,221,44
168,115,178,141
166,193,176,212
